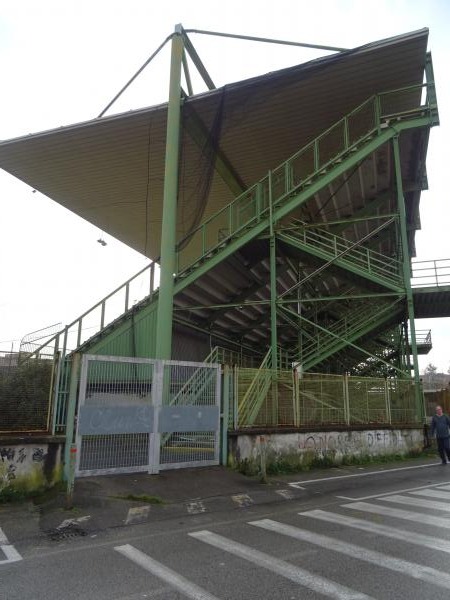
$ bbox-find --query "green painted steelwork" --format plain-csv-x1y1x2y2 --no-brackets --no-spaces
277,218,403,294
175,85,435,288
392,135,422,418
184,28,347,53
63,353,80,485
31,79,438,433
181,30,216,90
269,171,278,371
280,300,406,373
181,97,245,197
155,26,184,360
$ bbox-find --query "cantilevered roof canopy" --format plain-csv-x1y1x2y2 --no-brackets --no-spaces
0,28,429,261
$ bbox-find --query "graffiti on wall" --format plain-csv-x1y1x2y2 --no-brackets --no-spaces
0,446,47,483
298,430,415,455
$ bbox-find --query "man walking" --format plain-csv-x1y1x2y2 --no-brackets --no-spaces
430,405,450,464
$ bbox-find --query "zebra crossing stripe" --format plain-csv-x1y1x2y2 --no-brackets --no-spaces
409,489,450,500
189,530,374,600
0,527,22,566
299,509,450,553
379,494,450,512
114,544,220,600
250,519,450,591
343,501,450,529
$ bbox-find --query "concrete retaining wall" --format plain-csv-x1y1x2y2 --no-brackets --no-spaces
229,428,424,473
0,437,63,493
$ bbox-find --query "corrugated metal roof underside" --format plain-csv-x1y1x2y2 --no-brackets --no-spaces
0,28,429,262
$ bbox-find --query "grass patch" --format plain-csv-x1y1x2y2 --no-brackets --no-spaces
0,481,65,505
111,493,164,504
234,447,436,478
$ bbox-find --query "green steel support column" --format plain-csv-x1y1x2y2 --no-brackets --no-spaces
269,171,278,424
155,25,184,359
269,171,278,370
221,365,230,465
392,136,422,416
64,352,81,508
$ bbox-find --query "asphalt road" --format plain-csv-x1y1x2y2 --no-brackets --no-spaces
2,461,450,599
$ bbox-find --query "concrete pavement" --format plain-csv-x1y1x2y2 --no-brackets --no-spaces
0,455,442,541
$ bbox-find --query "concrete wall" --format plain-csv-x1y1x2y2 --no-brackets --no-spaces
229,428,424,473
0,438,63,493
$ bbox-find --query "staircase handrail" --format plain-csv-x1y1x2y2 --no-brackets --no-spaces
280,221,401,284
22,261,157,363
281,299,402,369
168,346,219,408
176,82,435,274
411,258,450,288
24,84,435,364
238,348,273,425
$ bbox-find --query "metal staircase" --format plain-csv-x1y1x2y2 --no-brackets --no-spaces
237,348,273,427
26,83,435,372
280,298,404,371
277,221,403,291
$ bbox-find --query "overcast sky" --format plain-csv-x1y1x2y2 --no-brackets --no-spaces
0,0,449,372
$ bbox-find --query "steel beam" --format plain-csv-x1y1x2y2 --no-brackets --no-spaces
155,26,184,359
392,136,423,417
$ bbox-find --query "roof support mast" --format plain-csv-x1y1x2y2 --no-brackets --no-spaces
155,24,184,359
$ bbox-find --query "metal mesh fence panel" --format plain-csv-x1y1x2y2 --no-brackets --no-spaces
78,433,149,471
234,368,420,428
347,376,388,424
299,373,346,426
389,379,418,424
159,362,219,469
0,353,53,433
76,357,154,475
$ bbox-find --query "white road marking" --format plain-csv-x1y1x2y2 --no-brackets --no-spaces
0,527,7,544
275,489,295,500
336,480,450,501
343,501,450,528
125,506,150,525
231,494,254,507
379,494,450,512
0,527,22,565
186,501,206,515
57,515,91,529
115,544,220,600
189,530,373,600
250,518,450,591
288,462,441,489
300,509,450,553
409,488,450,500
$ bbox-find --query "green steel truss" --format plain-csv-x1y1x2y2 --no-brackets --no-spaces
27,55,439,429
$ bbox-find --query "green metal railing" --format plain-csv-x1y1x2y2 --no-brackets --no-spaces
411,258,450,287
282,298,403,370
279,221,402,287
23,262,158,364
22,84,436,434
238,348,273,426
232,370,419,428
25,85,435,369
176,82,436,274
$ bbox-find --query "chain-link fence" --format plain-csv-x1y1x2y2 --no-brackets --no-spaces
0,352,54,433
231,368,420,429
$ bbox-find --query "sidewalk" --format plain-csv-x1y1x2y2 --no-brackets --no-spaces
36,466,284,536
2,456,442,540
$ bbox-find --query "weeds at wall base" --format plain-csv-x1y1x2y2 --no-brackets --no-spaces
233,448,432,478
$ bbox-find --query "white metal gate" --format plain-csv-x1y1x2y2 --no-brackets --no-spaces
75,355,221,476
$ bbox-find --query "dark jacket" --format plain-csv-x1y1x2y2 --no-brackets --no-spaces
430,414,450,438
